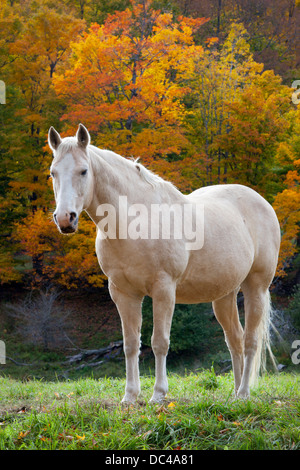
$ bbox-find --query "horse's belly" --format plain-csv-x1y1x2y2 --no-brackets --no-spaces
175,246,253,303
175,279,237,303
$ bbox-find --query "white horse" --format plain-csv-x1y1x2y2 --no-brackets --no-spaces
48,124,281,403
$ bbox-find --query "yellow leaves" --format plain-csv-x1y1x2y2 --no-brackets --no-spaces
40,431,85,443
275,142,295,166
53,6,207,161
215,414,244,436
54,391,74,400
10,7,84,72
155,401,177,419
16,422,86,445
206,37,219,48
272,111,300,276
273,186,300,276
18,430,30,439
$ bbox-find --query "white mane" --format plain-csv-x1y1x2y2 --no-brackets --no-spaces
133,159,166,188
88,145,173,189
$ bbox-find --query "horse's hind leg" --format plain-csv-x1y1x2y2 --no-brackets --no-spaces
212,289,244,395
237,275,272,398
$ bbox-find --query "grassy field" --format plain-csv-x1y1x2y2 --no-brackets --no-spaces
0,369,299,451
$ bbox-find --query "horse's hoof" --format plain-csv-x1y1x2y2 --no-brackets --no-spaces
149,394,166,404
121,395,138,406
236,387,250,399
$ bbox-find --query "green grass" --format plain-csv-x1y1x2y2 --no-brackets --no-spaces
0,370,300,450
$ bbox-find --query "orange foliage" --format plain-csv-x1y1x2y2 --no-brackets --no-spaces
273,166,300,276
12,210,106,289
53,2,207,165
1,0,299,286
273,109,300,275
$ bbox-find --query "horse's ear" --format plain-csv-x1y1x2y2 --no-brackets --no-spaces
76,123,90,149
48,127,62,152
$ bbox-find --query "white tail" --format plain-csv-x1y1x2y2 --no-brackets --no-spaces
250,290,277,385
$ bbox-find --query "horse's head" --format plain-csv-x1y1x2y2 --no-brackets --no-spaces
48,124,93,234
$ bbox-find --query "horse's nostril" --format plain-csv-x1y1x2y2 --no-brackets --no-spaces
70,212,77,223
53,213,57,222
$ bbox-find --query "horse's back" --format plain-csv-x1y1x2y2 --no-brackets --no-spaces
187,184,280,251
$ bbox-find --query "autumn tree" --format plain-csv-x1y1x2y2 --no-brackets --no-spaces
183,22,263,188
273,108,300,276
215,70,292,195
0,1,85,223
180,21,296,196
53,0,207,171
174,0,300,84
11,209,106,289
7,4,85,209
0,1,85,284
0,0,298,288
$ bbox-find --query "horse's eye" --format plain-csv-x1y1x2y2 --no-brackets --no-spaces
81,169,88,176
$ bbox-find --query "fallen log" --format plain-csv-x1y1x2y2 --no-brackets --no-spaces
74,360,104,371
65,340,123,365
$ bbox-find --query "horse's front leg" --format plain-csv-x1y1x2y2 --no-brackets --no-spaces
150,280,176,403
109,282,143,404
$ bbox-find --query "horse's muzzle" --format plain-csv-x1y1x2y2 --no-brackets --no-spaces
54,211,78,234
60,224,78,234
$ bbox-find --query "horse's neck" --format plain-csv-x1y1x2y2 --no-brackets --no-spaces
85,146,185,229
85,146,150,224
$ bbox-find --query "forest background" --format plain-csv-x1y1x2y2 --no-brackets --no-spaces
0,0,299,377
